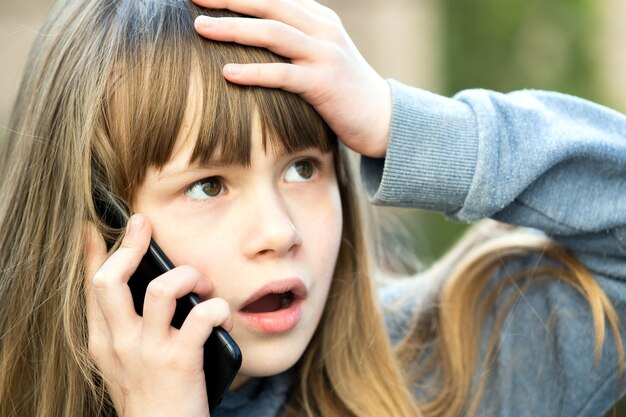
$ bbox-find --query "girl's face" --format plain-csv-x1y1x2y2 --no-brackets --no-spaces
132,89,343,386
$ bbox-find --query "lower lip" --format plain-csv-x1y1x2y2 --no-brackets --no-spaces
239,299,304,333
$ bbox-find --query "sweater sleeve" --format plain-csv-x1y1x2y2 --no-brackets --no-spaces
362,79,626,278
362,80,626,416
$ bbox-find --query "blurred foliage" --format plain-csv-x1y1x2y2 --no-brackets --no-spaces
406,0,603,267
441,0,601,100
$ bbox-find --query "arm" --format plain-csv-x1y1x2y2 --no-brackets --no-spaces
361,81,626,278
366,83,626,416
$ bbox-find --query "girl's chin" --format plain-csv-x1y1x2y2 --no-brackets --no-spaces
231,333,311,378
236,359,297,379
230,357,298,390
232,345,304,384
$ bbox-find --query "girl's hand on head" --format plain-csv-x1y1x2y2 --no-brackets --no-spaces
192,0,391,158
84,215,231,417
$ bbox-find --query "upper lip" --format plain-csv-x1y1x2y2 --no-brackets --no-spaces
239,278,308,311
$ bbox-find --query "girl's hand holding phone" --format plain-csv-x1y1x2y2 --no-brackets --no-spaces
84,215,231,417
192,0,391,159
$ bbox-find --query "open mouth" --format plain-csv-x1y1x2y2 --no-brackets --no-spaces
239,278,307,314
238,279,307,333
241,291,295,313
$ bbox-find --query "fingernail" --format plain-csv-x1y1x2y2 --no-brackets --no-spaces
127,214,144,234
196,15,215,28
225,64,241,76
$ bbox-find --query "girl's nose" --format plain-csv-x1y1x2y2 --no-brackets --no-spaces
240,190,302,259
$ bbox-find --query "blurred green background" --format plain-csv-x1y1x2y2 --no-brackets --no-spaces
1,0,625,413
409,0,611,264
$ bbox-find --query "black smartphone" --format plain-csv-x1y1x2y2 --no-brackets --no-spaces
93,192,242,413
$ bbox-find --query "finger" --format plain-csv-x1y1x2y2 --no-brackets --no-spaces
142,266,213,343
192,0,324,34
222,62,318,95
194,16,314,60
92,214,151,333
176,298,233,349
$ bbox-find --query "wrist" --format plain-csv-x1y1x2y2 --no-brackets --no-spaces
364,78,392,158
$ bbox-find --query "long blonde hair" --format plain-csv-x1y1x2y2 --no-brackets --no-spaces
0,1,621,417
395,222,624,417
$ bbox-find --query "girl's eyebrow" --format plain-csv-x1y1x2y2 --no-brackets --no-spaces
159,158,236,179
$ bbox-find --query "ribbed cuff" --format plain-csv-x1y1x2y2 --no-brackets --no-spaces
361,80,479,215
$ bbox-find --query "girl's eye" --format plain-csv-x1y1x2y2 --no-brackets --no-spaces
285,160,317,182
185,177,225,199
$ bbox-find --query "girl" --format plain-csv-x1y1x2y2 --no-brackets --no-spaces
0,1,625,417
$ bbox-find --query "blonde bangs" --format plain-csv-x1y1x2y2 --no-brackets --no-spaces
101,2,334,198
191,39,335,168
